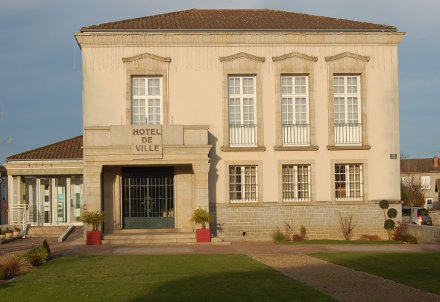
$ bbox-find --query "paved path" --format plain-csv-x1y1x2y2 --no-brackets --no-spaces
253,254,440,302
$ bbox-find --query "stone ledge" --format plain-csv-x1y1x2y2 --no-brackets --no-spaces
221,146,266,152
327,145,371,151
274,145,319,151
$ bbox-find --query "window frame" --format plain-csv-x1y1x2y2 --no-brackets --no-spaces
131,76,163,125
335,163,364,201
282,164,311,202
229,165,259,203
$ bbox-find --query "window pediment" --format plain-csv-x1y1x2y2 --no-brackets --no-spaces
272,52,318,62
219,52,265,63
325,52,370,63
122,52,171,63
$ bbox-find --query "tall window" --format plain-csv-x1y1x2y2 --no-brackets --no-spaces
335,164,363,201
132,77,162,125
334,76,361,145
282,164,311,201
228,76,257,146
421,176,431,189
281,76,309,146
229,166,258,202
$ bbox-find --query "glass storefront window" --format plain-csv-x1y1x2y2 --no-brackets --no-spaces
70,176,84,222
39,178,51,224
55,177,67,223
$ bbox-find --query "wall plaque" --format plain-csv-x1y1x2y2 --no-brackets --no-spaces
131,125,163,156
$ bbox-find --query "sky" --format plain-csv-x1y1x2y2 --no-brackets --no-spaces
0,0,439,163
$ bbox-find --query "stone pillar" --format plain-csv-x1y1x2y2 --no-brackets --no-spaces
192,163,210,211
83,164,102,212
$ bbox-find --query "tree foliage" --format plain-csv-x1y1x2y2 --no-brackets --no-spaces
401,176,426,208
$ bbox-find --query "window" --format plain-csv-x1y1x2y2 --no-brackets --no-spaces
228,76,257,146
421,176,431,189
334,76,362,145
282,164,311,201
281,76,310,146
229,165,258,202
132,77,162,125
335,164,363,200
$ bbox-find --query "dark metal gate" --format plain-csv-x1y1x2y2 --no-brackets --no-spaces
122,167,174,229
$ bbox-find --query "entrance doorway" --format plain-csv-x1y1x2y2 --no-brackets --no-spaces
122,167,174,229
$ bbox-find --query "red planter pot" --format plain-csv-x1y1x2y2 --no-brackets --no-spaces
196,229,211,243
87,230,101,245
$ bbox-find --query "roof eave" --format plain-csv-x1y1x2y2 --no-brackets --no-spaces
80,28,397,33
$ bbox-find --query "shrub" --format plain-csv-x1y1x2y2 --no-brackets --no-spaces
300,225,307,240
359,234,381,241
393,220,408,241
379,200,389,210
284,222,294,241
42,239,51,258
25,246,49,266
0,265,8,280
0,254,28,278
191,208,211,229
272,227,289,243
80,211,105,231
339,214,355,240
384,219,396,240
292,234,303,241
13,225,21,232
387,208,398,219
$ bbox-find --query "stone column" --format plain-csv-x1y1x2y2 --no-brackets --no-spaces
83,164,102,212
192,163,210,211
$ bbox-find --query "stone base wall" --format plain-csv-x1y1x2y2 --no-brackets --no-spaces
211,202,401,241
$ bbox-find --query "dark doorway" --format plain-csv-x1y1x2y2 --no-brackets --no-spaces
122,167,174,229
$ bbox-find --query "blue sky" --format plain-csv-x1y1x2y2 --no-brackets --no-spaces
0,0,439,163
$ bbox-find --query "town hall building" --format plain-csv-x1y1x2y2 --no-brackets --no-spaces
5,9,404,242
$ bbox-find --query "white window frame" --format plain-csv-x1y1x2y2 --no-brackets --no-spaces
334,75,362,145
281,75,310,146
335,164,363,201
421,175,431,190
229,165,258,203
282,164,311,202
228,76,257,147
132,76,163,125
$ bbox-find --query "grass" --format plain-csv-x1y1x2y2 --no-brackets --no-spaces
312,252,440,295
0,254,335,301
279,239,403,245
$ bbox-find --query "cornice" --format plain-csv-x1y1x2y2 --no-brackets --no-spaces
325,52,370,62
272,51,318,62
122,52,171,63
219,52,265,63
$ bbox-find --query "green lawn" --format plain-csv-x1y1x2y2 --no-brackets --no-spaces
0,254,335,302
280,240,403,245
312,252,440,294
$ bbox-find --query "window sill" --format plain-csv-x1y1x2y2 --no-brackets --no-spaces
332,200,368,205
327,145,371,151
274,145,319,151
221,146,266,152
227,202,262,207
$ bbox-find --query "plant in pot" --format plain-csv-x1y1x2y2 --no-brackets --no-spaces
0,228,5,241
12,225,21,237
191,208,211,243
80,211,105,245
5,227,13,239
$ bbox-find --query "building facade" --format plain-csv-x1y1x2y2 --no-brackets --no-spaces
6,9,404,240
401,156,440,210
0,166,8,225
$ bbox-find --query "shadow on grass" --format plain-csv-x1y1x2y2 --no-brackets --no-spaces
129,270,334,302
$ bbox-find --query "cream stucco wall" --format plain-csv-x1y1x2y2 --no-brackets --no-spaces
75,32,403,213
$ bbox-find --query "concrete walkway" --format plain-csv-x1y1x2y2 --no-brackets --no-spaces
2,239,440,301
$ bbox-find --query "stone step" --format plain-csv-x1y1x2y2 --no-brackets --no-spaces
101,237,196,245
113,228,193,234
103,232,195,240
27,226,68,238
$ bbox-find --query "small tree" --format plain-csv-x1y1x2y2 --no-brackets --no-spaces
401,176,427,222
339,214,355,240
379,200,389,220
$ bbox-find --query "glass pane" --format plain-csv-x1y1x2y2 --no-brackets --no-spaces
148,78,160,96
243,77,254,94
334,76,344,93
281,76,293,94
229,98,241,124
334,97,346,123
55,177,67,223
295,77,307,94
282,98,293,123
148,99,161,124
243,98,255,124
295,98,307,124
70,176,83,223
347,77,358,93
39,178,51,224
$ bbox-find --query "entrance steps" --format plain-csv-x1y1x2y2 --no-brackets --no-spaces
27,226,68,238
102,229,196,245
